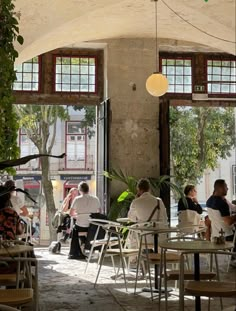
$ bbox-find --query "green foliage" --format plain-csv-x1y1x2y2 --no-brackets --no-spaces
0,0,24,174
170,106,235,188
15,105,69,152
105,168,185,221
73,106,96,138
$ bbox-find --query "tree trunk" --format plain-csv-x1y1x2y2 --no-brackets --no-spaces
41,156,57,242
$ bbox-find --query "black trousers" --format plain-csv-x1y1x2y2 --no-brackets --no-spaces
69,224,88,257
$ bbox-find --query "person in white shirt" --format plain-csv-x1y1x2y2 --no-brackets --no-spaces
68,182,100,259
128,178,168,224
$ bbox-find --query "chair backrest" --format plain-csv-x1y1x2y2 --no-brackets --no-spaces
178,209,201,233
207,207,234,238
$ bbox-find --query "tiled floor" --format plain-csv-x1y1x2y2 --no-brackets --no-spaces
35,246,236,311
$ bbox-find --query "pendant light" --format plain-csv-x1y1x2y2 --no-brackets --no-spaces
146,0,168,97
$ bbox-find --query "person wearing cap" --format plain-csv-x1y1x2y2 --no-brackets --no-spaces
68,182,100,259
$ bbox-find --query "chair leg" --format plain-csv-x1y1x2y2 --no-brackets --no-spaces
144,235,153,301
179,253,185,311
85,227,100,273
118,235,128,292
134,235,143,294
214,254,223,311
94,233,111,287
158,248,163,309
164,250,168,311
111,255,116,275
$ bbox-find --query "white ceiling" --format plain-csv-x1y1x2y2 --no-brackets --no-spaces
15,0,236,63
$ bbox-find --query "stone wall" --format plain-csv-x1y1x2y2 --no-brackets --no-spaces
106,39,160,195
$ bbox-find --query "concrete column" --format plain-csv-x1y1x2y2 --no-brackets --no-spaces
106,39,160,194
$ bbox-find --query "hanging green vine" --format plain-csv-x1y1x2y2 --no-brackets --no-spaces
0,0,24,174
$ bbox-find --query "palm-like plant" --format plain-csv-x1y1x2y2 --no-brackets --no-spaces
104,168,186,221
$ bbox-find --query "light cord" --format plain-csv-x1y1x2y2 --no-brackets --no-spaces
155,0,158,72
161,0,236,44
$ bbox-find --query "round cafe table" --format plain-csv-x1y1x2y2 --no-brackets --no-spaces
159,239,234,311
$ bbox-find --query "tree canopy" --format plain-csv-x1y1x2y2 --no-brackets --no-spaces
170,106,235,188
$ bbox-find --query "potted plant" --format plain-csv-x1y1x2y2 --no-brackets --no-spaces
104,168,186,221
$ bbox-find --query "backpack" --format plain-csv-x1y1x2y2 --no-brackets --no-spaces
48,241,61,254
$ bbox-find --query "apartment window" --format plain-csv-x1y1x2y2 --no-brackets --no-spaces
66,122,87,169
55,56,96,93
14,57,40,91
207,59,236,94
19,128,39,170
161,57,192,93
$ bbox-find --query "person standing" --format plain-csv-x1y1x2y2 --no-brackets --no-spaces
68,182,101,259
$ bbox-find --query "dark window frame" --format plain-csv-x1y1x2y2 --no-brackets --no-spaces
206,56,236,98
53,55,98,95
13,56,42,93
160,55,193,96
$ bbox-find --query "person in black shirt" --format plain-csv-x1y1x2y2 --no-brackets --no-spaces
178,185,203,215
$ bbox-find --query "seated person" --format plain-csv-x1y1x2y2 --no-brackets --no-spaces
128,178,167,224
206,179,236,240
4,179,29,217
61,187,78,213
177,185,203,232
68,182,100,259
178,185,203,215
0,185,24,240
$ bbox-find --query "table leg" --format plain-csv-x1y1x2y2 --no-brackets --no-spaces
194,253,201,311
154,233,159,289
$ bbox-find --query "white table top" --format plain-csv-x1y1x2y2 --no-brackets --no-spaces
159,239,234,251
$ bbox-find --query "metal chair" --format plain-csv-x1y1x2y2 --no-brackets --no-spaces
159,236,216,310
0,257,38,311
84,219,120,273
179,250,236,311
134,230,181,301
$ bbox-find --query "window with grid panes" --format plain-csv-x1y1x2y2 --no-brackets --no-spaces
55,56,96,93
207,59,236,94
66,121,87,169
14,57,39,91
161,58,192,93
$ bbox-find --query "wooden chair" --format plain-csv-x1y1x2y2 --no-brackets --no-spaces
179,250,236,311
0,257,38,311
